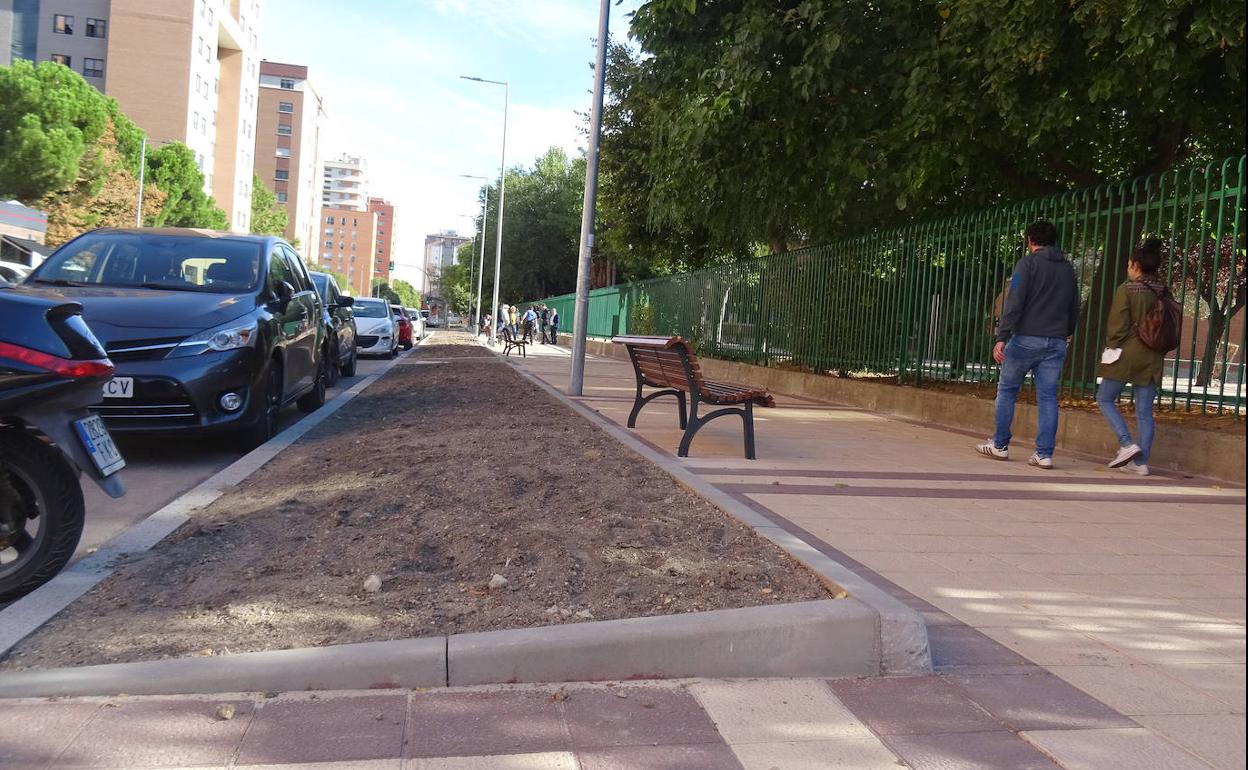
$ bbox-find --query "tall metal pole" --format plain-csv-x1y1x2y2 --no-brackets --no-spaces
135,136,147,227
474,190,489,333
569,0,610,395
489,84,508,345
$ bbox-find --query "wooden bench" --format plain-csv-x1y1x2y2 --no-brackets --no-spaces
612,335,775,459
501,326,527,358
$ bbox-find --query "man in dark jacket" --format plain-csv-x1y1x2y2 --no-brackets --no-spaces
976,220,1080,469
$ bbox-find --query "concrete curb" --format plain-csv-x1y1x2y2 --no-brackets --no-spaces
493,342,932,676
0,599,875,698
0,338,428,658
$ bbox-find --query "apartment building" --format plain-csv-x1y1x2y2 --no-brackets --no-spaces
319,207,377,297
256,60,325,264
322,154,367,212
422,231,470,295
2,0,263,233
367,197,395,285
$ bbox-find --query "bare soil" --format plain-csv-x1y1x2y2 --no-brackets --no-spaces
2,334,831,670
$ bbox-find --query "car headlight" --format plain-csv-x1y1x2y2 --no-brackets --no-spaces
168,319,259,358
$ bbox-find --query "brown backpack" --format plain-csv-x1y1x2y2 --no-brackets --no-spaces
1137,282,1182,353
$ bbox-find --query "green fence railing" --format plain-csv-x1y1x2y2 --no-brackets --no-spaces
525,156,1247,415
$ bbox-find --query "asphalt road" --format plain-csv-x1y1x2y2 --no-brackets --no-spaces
73,352,396,564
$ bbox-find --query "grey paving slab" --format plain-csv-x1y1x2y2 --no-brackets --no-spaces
577,743,743,770
826,676,1001,737
885,730,1063,770
944,669,1137,731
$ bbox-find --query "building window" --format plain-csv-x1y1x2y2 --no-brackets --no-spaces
280,78,295,89
326,216,335,225
278,101,294,113
276,124,292,136
50,53,71,66
275,170,289,181
83,58,104,78
53,14,74,34
275,147,290,158
85,18,106,38
275,192,288,203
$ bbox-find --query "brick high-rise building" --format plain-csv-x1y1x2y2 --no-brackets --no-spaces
367,197,395,285
1,0,265,232
256,60,325,264
319,206,377,297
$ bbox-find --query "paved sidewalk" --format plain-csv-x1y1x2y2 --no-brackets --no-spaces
0,680,903,769
509,340,1246,769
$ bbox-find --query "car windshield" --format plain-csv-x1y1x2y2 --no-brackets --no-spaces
30,232,262,293
354,300,389,318
309,272,329,301
391,306,406,318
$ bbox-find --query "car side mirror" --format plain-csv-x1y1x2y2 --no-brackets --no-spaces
273,280,295,309
337,295,355,307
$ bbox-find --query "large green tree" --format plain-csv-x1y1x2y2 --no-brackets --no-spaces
144,143,227,229
391,278,421,308
620,0,1245,249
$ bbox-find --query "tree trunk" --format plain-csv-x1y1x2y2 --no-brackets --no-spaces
1196,312,1228,387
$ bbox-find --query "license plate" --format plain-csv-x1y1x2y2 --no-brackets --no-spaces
73,415,126,477
103,377,134,399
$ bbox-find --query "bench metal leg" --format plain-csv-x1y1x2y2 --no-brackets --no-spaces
628,386,686,429
677,403,751,459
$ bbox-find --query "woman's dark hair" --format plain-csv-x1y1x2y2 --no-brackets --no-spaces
1132,238,1163,275
1024,220,1058,247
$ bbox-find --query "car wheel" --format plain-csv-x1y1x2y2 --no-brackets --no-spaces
238,362,282,450
341,345,357,377
323,339,340,388
297,355,328,413
0,428,86,603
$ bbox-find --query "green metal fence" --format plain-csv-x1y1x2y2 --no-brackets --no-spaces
526,156,1247,414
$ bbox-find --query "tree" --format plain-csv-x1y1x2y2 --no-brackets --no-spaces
250,173,288,236
371,279,401,305
621,0,1245,248
319,267,351,293
391,279,421,308
1167,235,1246,385
0,60,112,202
144,143,228,229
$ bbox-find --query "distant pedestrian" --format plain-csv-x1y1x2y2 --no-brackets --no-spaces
522,306,537,343
1095,238,1171,477
975,220,1080,469
547,307,560,344
509,305,518,335
538,303,549,344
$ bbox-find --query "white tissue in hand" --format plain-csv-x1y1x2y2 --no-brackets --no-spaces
1101,348,1122,365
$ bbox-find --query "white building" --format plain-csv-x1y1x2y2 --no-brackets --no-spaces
322,154,368,212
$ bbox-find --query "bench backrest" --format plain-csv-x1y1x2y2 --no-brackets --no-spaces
614,336,706,393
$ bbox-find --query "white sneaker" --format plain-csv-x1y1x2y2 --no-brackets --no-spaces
1108,444,1143,468
975,441,1009,461
1028,453,1054,469
1119,463,1150,477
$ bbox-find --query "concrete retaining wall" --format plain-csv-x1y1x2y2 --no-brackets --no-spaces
563,335,1244,484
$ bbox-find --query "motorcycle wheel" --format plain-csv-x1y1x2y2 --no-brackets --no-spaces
0,428,85,604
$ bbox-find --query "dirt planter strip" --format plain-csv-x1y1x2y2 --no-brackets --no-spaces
0,598,877,697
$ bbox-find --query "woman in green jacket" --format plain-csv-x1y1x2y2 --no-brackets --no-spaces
1095,238,1168,476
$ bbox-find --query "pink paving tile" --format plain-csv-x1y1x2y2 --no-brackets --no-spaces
55,697,253,768
0,701,100,770
577,743,743,770
237,694,405,766
405,690,567,757
826,676,1002,736
562,687,721,749
884,730,1063,770
943,670,1135,731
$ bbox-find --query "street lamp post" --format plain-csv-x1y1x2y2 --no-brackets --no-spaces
569,0,611,395
458,174,490,335
460,75,508,345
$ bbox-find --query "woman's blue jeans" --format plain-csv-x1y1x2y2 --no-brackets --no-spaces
1096,378,1157,464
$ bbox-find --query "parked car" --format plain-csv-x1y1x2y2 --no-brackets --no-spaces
405,307,425,341
16,228,326,448
0,260,31,285
353,297,397,357
308,271,357,384
391,304,413,350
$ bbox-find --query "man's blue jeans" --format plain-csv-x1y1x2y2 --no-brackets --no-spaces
1096,378,1157,464
993,335,1068,459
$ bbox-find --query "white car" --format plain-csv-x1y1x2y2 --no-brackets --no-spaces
352,297,398,357
0,260,31,285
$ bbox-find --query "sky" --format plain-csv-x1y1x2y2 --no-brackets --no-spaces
261,0,643,290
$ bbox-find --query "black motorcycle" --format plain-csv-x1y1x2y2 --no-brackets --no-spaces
0,292,126,603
